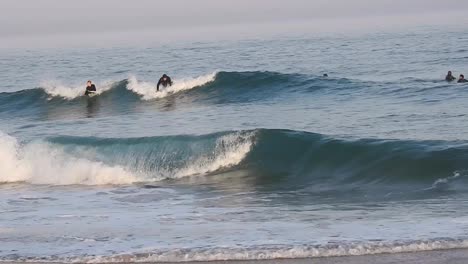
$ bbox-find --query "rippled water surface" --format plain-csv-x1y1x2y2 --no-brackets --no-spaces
1,26,468,262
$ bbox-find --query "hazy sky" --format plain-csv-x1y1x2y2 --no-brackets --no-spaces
1,0,468,48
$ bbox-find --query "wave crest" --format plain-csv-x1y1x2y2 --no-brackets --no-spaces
39,80,115,99
127,72,217,100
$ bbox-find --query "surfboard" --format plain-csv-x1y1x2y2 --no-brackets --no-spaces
86,92,97,97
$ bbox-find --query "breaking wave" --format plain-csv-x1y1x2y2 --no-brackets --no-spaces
1,129,468,190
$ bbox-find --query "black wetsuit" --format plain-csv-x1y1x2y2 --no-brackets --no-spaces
85,84,97,96
446,75,456,82
157,76,173,91
458,79,468,83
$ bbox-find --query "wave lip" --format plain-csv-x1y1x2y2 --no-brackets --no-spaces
170,132,254,179
127,72,217,100
3,70,458,118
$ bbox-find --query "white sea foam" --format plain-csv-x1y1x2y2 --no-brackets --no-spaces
0,132,29,182
428,170,464,190
40,80,115,99
0,131,253,185
0,131,139,185
36,239,468,263
127,72,217,100
172,132,254,179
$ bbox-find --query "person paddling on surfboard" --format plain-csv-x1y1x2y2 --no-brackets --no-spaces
157,74,173,91
85,80,97,96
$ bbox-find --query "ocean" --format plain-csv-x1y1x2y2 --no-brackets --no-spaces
1,26,468,262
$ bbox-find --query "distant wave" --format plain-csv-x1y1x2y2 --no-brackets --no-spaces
38,72,216,100
1,70,465,122
0,71,335,117
1,129,467,189
39,80,116,99
0,72,215,101
127,72,217,100
0,71,461,105
0,71,310,100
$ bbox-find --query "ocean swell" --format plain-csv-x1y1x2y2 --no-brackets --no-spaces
1,129,468,188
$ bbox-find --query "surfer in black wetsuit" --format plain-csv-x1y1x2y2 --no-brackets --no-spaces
157,74,173,91
458,74,467,83
85,80,97,96
446,71,456,82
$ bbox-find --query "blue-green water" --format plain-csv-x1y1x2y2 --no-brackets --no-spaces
1,27,468,262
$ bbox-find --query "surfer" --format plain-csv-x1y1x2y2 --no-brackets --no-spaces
458,74,467,83
157,74,173,91
85,80,97,96
445,71,456,82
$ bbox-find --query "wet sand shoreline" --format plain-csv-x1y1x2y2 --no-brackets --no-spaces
2,249,468,264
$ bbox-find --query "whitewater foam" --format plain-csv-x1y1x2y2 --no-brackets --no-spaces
0,131,28,181
18,238,468,263
40,80,115,99
172,132,254,179
127,72,216,100
0,131,139,185
0,130,254,186
427,170,464,190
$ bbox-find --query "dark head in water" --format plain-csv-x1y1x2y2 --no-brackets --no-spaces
458,74,467,83
85,80,97,96
446,71,456,82
157,74,173,91
323,74,328,77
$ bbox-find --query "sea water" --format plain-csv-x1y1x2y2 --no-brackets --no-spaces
1,26,468,262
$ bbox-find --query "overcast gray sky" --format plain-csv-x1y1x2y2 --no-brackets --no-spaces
1,0,468,48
